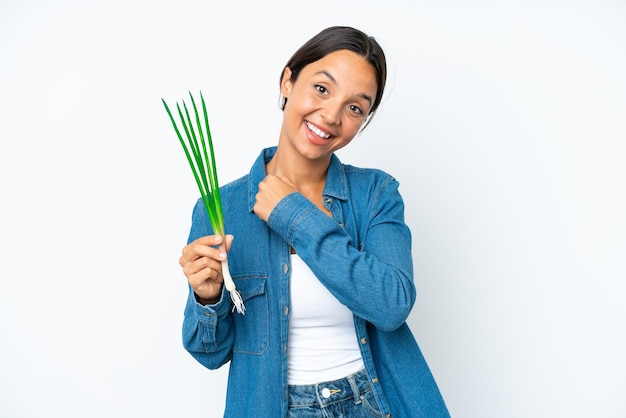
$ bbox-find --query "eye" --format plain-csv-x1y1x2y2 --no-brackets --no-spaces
315,84,328,95
349,104,364,115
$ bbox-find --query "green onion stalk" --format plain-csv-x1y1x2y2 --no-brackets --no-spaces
162,91,245,314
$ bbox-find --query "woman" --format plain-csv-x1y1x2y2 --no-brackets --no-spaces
179,26,449,417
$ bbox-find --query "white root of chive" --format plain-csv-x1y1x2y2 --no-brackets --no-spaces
221,258,245,314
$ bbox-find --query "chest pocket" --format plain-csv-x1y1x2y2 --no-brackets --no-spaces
232,276,269,355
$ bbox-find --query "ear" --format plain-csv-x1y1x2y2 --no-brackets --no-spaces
280,67,293,99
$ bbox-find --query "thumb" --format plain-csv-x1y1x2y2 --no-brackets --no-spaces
225,234,235,252
279,175,296,188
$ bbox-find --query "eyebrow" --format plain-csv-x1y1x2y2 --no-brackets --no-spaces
316,70,373,105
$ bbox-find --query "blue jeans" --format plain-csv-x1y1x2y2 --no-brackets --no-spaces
287,369,383,417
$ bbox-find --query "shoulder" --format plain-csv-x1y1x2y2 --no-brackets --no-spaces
220,174,249,192
340,162,401,197
330,153,397,184
342,163,395,181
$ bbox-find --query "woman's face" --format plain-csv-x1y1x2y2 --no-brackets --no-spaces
280,49,378,162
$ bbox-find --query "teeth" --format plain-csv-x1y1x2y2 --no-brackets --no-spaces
306,122,331,139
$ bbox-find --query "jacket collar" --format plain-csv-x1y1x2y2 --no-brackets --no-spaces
247,146,348,212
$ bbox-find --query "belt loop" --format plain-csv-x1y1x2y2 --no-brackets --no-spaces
314,383,325,408
347,373,361,404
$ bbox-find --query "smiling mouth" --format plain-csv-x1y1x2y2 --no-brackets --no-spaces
306,121,331,139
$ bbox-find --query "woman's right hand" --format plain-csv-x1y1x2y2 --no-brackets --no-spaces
179,234,234,304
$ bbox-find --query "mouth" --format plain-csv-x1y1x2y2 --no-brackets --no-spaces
305,121,332,139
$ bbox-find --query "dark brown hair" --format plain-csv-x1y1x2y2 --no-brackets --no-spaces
280,26,387,126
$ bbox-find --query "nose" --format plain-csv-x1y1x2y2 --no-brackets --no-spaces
321,100,342,125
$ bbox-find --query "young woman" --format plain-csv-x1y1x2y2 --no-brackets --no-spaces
179,26,450,418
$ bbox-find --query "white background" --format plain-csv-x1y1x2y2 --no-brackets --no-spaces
1,1,625,417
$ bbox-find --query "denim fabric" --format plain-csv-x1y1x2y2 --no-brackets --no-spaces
288,369,381,418
182,147,450,417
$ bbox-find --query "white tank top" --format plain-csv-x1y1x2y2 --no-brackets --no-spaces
287,254,364,385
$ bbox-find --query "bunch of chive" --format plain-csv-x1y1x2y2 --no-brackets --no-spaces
162,91,245,314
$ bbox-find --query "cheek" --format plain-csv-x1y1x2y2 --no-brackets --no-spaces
282,101,305,134
344,117,366,136
284,89,318,118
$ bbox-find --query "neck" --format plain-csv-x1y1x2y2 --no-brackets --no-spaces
266,147,330,189
267,144,334,220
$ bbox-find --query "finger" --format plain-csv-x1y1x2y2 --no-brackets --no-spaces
186,267,223,301
277,175,296,187
225,234,234,252
190,251,223,272
187,266,223,286
181,235,223,257
183,256,223,283
194,234,224,246
181,235,224,252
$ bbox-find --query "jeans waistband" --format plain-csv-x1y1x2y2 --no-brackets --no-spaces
287,368,372,408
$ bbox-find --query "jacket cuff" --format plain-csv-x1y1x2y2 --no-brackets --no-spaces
190,285,231,321
267,192,317,244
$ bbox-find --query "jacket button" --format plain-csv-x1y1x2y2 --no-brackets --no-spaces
372,377,378,384
386,414,392,418
360,338,367,344
283,264,289,273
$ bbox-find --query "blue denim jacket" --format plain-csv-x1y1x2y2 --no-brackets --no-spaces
182,147,449,417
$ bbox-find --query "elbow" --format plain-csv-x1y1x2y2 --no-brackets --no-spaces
376,285,416,332
377,303,414,332
182,332,232,370
182,317,233,369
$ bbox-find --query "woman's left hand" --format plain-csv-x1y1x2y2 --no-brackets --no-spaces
253,174,297,222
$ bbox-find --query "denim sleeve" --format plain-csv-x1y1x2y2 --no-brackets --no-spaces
267,177,415,332
180,199,235,369
182,285,234,369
